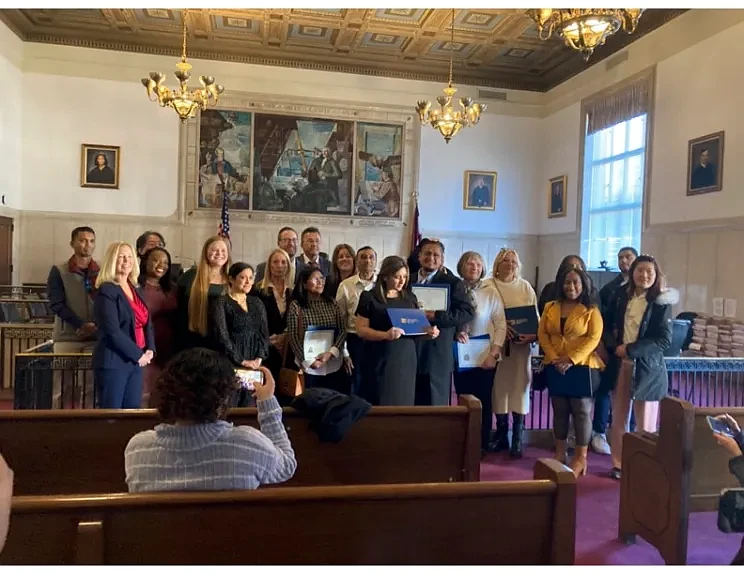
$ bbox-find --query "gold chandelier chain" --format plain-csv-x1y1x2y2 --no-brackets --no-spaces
447,8,454,87
181,9,188,62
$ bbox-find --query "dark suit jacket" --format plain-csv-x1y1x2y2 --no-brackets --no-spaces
414,267,474,376
93,282,155,370
296,252,331,278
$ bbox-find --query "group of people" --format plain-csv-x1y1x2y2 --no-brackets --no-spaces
47,224,681,476
536,247,678,479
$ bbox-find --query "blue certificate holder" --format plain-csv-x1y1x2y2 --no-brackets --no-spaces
387,307,430,336
505,305,539,337
411,283,450,312
453,334,492,371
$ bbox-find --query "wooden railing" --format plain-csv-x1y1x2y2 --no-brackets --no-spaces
0,324,54,390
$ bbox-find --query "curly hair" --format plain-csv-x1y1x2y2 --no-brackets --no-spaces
157,348,239,423
555,265,598,308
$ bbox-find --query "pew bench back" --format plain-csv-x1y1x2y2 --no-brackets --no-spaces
0,395,481,495
2,459,576,565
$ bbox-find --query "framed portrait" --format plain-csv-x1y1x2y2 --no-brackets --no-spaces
252,112,354,215
548,175,567,219
687,131,724,196
354,122,403,219
463,170,497,211
80,144,120,189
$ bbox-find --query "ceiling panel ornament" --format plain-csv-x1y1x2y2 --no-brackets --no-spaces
0,8,685,92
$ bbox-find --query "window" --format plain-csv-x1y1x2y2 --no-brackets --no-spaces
580,113,647,270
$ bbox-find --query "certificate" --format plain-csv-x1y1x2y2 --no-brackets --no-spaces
411,284,450,312
303,328,334,360
454,335,492,371
387,307,430,336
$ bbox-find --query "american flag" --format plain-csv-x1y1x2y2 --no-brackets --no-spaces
411,197,422,251
218,189,230,240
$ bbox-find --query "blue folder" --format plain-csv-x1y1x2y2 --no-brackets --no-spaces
505,305,539,336
387,307,430,336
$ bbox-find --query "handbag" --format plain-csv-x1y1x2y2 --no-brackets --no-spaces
545,364,600,398
278,307,305,397
532,362,549,392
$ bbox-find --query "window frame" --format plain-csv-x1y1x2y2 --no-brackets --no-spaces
576,68,656,271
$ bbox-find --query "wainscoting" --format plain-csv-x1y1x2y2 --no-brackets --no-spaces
536,222,744,321
15,210,537,285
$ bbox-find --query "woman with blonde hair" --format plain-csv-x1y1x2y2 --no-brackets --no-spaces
93,241,155,409
176,236,231,351
454,251,507,453
253,248,294,384
487,248,538,458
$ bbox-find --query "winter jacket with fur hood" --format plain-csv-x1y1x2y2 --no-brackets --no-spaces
603,287,679,401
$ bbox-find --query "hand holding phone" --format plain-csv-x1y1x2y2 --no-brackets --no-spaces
708,415,738,438
235,369,264,391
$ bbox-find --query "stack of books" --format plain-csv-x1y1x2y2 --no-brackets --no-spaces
689,315,744,357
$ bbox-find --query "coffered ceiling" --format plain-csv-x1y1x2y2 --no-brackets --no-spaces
0,8,686,92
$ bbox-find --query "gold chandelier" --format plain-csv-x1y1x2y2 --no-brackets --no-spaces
415,9,486,144
141,10,224,121
528,9,644,61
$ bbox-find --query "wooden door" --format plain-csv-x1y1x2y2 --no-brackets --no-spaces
0,217,14,285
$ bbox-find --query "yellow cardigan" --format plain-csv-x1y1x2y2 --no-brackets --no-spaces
538,301,605,369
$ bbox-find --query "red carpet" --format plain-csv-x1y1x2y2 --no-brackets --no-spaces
481,447,740,565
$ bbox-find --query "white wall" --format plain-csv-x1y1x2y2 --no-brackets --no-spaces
418,113,542,236
0,20,23,210
21,73,180,216
538,102,581,236
649,19,744,225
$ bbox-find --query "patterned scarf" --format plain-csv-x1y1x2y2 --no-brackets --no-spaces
68,256,100,300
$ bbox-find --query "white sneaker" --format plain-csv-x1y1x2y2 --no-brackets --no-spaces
591,432,611,455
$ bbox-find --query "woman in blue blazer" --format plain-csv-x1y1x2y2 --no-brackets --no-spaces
93,241,155,409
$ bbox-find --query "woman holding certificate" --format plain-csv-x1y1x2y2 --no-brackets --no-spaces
286,267,350,394
487,248,539,459
356,256,439,405
453,252,507,452
537,265,604,478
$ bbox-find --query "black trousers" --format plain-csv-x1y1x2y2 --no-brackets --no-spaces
346,333,365,397
453,367,495,449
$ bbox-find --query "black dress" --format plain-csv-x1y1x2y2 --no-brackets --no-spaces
356,290,419,406
210,295,270,367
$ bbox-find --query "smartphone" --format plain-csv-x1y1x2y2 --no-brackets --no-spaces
235,369,263,391
707,415,737,438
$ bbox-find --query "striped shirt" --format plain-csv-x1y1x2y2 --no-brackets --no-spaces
124,396,296,492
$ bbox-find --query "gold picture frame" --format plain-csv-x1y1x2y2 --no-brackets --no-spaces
687,130,724,196
81,144,120,189
463,170,497,211
548,175,567,218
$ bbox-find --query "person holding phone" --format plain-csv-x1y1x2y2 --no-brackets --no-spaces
710,414,744,564
125,347,297,492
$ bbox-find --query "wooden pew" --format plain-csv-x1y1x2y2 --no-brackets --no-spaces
618,396,744,565
2,459,576,565
0,395,481,495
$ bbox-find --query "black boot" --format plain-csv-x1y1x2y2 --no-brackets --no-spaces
510,412,524,459
487,414,510,452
